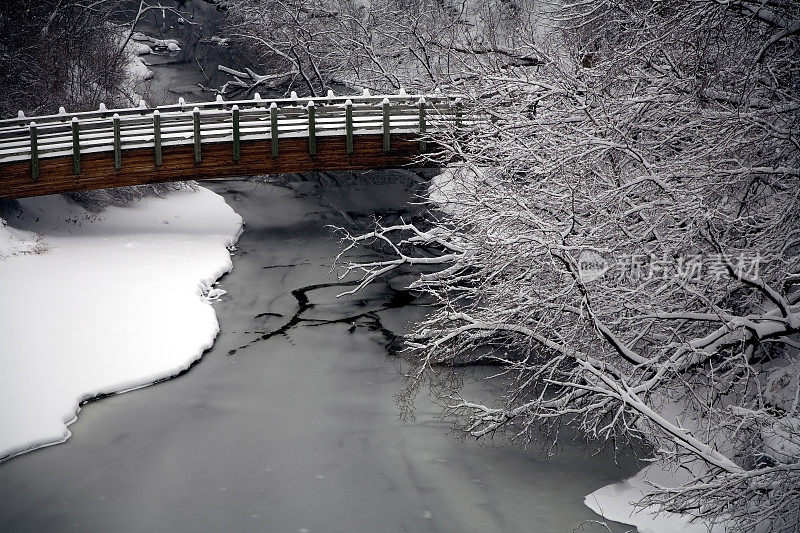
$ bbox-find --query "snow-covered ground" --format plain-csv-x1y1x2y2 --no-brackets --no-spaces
0,186,242,461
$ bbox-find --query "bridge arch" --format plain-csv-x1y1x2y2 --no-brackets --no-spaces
0,92,461,199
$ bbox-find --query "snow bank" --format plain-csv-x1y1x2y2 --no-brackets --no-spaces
123,35,155,87
0,220,44,260
126,54,154,82
0,186,242,461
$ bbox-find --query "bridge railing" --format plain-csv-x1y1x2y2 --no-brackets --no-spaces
0,91,463,178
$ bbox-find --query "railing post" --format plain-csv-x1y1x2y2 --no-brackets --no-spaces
382,97,390,153
454,98,463,130
29,122,38,181
153,110,162,167
307,100,316,156
113,114,122,171
270,102,279,158
418,97,426,153
232,105,241,161
345,99,354,155
71,117,80,175
193,107,202,163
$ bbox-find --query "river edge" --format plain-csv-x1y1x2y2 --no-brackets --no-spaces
0,0,648,527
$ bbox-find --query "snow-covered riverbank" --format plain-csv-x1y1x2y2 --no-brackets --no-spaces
0,186,242,461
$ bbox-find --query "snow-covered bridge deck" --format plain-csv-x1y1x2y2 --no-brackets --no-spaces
0,92,460,199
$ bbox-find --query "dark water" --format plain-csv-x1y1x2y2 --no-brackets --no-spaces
0,176,639,532
121,0,235,105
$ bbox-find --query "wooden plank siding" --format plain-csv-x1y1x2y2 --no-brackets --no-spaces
0,134,436,199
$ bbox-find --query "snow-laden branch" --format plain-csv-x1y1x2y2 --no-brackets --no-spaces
234,0,800,529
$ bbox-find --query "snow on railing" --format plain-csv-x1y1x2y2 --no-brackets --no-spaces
0,92,464,180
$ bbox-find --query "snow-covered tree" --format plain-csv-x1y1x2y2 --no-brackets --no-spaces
219,0,539,96
226,0,800,529
0,0,128,116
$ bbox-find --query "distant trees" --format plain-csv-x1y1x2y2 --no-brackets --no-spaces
0,0,200,118
219,0,538,97
0,1,197,202
0,0,131,117
220,0,800,530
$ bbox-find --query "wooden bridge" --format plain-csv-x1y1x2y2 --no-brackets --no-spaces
0,91,461,199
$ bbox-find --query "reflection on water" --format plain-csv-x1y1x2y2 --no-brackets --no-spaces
0,176,640,533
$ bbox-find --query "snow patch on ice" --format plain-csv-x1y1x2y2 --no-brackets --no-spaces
586,462,726,533
0,186,243,461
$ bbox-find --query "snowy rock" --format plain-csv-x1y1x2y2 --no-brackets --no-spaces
205,288,227,300
134,43,153,55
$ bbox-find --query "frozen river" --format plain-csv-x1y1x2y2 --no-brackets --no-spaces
0,176,640,532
